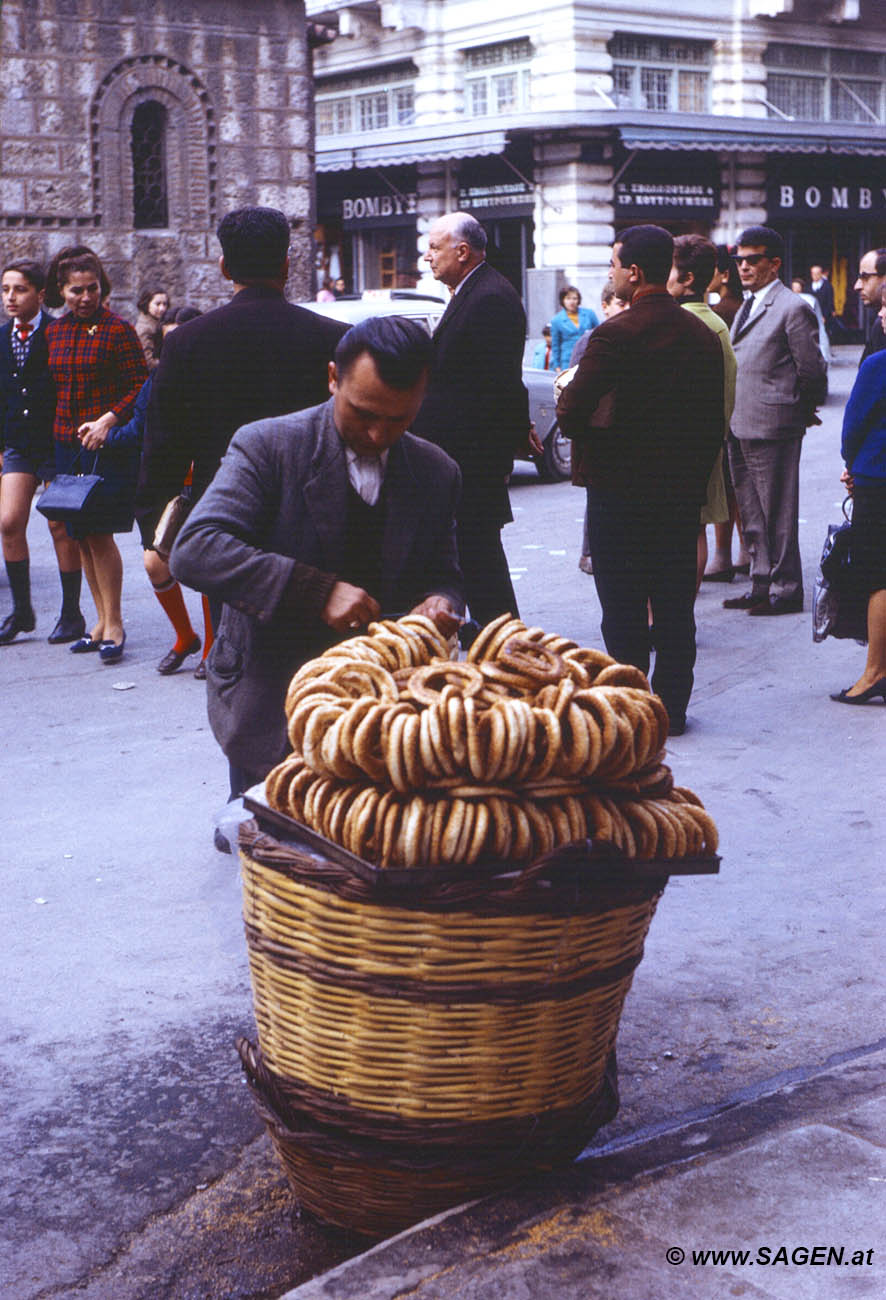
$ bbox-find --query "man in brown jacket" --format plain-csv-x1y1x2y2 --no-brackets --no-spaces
557,224,724,734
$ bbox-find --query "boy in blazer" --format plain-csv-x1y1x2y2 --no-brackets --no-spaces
726,226,827,616
0,259,84,645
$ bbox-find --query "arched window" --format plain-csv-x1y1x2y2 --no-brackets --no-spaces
131,100,168,228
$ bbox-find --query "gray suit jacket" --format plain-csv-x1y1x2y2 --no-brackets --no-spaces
171,399,464,774
730,279,827,441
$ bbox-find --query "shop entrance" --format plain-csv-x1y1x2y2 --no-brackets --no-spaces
782,225,886,338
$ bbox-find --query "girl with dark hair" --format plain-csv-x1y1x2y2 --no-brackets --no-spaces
135,287,169,370
0,259,86,645
45,248,147,663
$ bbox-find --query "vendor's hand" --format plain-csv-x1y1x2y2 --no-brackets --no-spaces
77,411,116,451
840,467,855,498
527,422,544,458
321,581,380,631
409,594,462,639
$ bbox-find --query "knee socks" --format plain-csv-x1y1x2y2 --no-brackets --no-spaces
200,593,214,662
59,567,82,618
152,578,198,653
5,559,32,615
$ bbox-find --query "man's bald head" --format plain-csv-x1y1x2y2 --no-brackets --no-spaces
424,211,487,289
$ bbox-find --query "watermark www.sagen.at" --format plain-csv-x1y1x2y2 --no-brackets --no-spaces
666,1245,875,1267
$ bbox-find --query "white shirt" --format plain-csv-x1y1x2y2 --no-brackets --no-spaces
743,277,780,322
13,308,43,334
345,446,389,505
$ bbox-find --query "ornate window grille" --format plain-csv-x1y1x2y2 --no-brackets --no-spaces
131,100,168,228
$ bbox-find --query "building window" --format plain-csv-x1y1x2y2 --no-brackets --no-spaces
609,34,712,114
316,63,416,136
764,44,885,123
131,100,168,228
464,38,532,117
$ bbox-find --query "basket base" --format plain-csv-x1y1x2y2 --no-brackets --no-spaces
239,1038,619,1237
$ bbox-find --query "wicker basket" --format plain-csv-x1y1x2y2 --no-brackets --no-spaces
237,816,715,1235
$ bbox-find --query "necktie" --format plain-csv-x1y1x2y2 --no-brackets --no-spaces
733,295,753,335
17,323,32,342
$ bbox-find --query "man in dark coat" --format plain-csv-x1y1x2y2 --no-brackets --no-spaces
171,316,464,796
411,211,533,636
557,225,725,735
854,247,886,364
135,206,348,537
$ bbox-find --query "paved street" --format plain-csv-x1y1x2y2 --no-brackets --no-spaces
2,346,884,1299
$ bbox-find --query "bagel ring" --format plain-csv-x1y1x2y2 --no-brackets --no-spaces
407,660,485,704
499,636,567,688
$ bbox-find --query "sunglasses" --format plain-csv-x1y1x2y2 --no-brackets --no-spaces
733,253,769,266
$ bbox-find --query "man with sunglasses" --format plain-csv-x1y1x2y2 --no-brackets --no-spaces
725,226,827,617
854,248,886,364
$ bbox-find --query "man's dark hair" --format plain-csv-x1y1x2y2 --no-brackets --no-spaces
216,206,290,282
737,225,785,262
335,315,433,388
617,225,674,285
672,235,717,298
137,287,167,314
1,259,45,291
172,305,202,325
44,245,111,307
874,249,886,278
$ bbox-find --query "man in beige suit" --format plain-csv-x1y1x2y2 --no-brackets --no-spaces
725,226,827,616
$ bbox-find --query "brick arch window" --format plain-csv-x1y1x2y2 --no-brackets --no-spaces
131,100,169,228
92,55,216,231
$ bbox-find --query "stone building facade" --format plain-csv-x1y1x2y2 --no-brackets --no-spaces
0,0,316,319
306,0,886,338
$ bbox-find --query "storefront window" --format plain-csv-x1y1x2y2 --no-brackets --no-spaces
764,45,885,124
610,34,711,114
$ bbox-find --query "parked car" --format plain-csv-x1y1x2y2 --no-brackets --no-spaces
301,290,571,481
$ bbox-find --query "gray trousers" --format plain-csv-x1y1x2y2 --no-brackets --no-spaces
727,433,803,602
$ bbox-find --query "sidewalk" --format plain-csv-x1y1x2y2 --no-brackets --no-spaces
284,1045,886,1299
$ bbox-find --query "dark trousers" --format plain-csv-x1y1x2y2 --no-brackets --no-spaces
456,513,519,628
587,488,698,723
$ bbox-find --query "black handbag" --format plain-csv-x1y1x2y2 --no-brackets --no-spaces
36,451,103,522
812,498,867,644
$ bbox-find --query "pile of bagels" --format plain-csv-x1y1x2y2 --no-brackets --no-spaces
264,613,718,869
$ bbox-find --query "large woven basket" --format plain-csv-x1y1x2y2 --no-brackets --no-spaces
237,816,712,1235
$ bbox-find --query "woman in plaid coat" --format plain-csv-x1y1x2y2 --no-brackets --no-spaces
46,249,147,663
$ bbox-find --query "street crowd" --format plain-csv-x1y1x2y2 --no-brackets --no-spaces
2,208,885,814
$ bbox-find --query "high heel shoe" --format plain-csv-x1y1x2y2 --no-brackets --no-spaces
829,677,886,704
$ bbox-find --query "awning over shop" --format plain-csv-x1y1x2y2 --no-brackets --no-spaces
317,125,507,172
615,115,886,157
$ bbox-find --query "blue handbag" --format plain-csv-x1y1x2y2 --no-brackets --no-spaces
36,451,103,523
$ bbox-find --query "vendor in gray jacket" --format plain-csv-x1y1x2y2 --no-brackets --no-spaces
171,316,465,796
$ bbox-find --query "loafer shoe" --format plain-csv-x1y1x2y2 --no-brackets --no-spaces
70,635,100,654
723,591,769,611
702,567,734,583
157,635,201,675
748,595,804,616
0,607,36,644
99,631,126,663
48,611,86,644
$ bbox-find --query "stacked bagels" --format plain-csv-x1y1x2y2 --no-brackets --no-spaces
264,613,718,868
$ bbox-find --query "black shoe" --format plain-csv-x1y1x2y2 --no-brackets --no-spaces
723,591,768,611
702,567,734,583
830,678,886,704
157,635,201,675
748,595,804,616
0,607,36,644
667,715,687,737
48,611,86,644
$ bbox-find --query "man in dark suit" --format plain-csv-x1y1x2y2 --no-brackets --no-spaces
136,206,348,538
0,259,85,645
725,226,826,617
171,316,464,795
411,212,533,637
557,225,725,735
809,265,835,335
